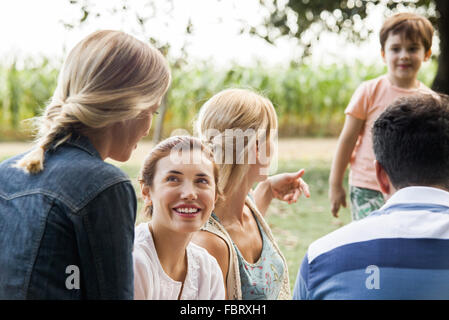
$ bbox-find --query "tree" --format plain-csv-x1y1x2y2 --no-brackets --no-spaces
254,0,448,94
63,0,191,142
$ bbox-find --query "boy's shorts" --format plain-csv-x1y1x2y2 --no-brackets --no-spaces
349,185,385,221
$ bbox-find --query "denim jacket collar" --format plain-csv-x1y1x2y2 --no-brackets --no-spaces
63,133,102,160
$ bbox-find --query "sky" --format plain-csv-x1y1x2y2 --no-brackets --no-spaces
0,0,407,68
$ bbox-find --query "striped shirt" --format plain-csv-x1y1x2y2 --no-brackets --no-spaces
293,186,449,300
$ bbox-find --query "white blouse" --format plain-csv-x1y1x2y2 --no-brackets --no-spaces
133,223,225,300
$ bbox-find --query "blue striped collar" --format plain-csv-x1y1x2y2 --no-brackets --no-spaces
369,186,449,217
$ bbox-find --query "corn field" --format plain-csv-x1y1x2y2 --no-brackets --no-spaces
0,57,437,141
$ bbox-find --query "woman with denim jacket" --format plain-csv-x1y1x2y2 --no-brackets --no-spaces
0,30,171,299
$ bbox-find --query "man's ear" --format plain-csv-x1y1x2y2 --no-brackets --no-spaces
381,49,386,63
375,160,391,194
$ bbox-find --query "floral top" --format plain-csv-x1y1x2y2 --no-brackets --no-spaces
133,223,225,300
212,213,285,300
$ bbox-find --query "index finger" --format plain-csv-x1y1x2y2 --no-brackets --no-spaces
331,204,339,218
299,179,310,198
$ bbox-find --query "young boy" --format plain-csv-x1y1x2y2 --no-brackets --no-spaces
329,12,434,220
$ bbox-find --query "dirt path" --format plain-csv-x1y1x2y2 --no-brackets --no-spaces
0,138,338,164
275,138,337,162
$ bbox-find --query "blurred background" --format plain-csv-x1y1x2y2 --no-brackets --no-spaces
0,0,446,141
0,0,447,287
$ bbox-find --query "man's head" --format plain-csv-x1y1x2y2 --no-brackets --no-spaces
373,94,449,195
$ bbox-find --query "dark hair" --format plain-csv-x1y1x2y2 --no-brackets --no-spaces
372,94,449,190
139,135,223,217
380,12,433,52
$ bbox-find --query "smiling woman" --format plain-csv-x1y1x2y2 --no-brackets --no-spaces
133,135,225,300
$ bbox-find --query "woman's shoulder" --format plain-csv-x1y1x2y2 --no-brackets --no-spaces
189,241,220,262
191,230,230,278
187,241,223,281
186,241,226,300
47,145,132,210
44,134,131,184
134,222,153,250
192,229,229,258
58,145,129,182
0,147,133,213
133,223,158,263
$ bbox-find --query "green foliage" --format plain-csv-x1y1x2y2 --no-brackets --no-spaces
0,58,59,140
161,59,437,137
257,0,440,54
0,58,437,140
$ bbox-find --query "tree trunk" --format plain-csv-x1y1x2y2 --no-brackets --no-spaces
152,93,168,143
432,0,449,94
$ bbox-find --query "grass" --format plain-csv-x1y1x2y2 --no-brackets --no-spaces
264,159,352,289
0,140,351,292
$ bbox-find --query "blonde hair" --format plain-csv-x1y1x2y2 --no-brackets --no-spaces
194,88,278,199
14,30,171,174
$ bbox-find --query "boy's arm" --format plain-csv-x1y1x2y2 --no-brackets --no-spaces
329,114,364,218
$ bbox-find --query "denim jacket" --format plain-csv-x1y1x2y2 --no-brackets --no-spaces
0,134,137,299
